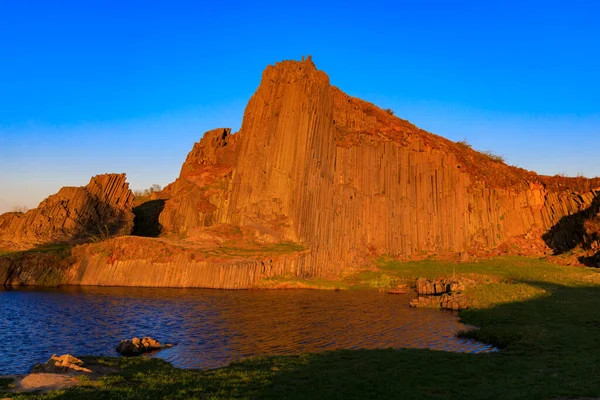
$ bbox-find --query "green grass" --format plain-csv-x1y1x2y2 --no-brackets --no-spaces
211,242,306,257
2,243,72,257
253,273,348,290
5,256,600,399
0,377,12,390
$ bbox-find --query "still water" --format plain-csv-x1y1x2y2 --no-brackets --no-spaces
0,287,495,375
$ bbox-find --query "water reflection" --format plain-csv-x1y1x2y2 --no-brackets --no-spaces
0,287,495,375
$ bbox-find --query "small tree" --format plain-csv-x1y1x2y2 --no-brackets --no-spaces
11,205,29,213
133,184,162,198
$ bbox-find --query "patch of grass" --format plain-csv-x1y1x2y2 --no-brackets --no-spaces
456,138,472,149
1,243,72,260
0,377,12,390
482,150,506,163
345,269,400,289
213,241,306,257
253,274,347,290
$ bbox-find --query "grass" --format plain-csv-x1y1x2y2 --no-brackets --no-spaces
210,242,306,257
0,377,12,390
482,150,506,163
1,243,74,287
4,256,600,399
456,138,472,149
252,274,347,290
0,243,72,258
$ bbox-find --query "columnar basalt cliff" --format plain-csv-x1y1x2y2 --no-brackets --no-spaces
158,128,238,235
0,174,134,249
2,58,600,288
209,57,599,276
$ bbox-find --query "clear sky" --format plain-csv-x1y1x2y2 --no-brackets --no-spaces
1,1,599,213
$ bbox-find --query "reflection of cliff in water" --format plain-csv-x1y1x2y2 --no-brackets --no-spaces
0,287,495,375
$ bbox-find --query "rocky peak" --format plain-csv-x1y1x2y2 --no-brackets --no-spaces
179,128,237,179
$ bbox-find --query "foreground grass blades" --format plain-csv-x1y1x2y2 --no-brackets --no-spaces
3,257,600,399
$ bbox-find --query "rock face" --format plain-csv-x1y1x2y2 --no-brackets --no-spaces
147,57,600,280
0,174,134,248
4,58,600,288
165,57,598,277
157,128,237,236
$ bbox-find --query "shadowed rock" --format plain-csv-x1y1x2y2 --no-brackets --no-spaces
116,337,172,356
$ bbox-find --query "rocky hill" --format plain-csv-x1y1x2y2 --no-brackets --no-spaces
0,174,134,250
152,57,600,277
1,57,599,288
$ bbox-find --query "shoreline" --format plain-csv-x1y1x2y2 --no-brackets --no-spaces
3,256,600,398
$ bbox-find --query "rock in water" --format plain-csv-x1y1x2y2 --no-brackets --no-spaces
116,337,171,356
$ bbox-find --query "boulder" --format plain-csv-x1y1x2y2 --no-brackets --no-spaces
415,278,465,296
116,337,172,356
32,354,91,374
409,293,470,310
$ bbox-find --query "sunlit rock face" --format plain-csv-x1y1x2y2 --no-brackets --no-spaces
3,58,600,288
0,173,134,249
154,57,600,277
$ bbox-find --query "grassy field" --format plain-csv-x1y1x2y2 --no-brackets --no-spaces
3,256,600,399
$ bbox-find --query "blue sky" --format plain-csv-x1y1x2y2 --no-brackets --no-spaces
1,1,599,213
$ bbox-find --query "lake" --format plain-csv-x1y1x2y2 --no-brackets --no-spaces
0,287,495,375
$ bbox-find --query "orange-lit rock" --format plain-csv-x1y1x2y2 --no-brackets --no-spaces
2,58,600,288
154,57,600,280
212,57,600,276
0,174,134,249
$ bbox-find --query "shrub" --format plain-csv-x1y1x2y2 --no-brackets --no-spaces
133,184,162,198
10,205,28,213
482,150,506,163
456,138,472,149
384,108,394,116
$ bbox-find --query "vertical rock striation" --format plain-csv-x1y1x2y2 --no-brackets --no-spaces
211,57,600,276
0,173,134,248
5,58,599,289
157,128,238,235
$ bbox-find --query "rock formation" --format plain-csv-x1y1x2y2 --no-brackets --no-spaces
116,337,172,356
158,57,600,277
0,174,134,249
157,128,238,236
2,58,600,288
32,354,92,374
